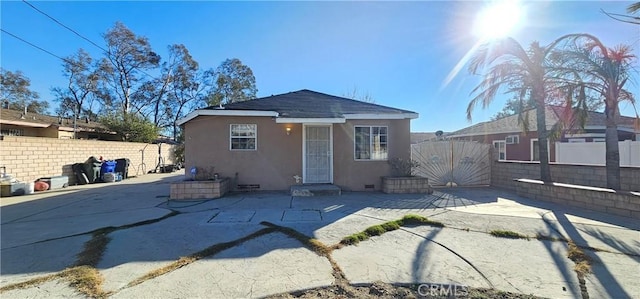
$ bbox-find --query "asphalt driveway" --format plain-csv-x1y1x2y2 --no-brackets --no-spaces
1,171,638,298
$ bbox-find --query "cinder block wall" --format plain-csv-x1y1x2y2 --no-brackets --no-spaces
492,160,640,192
0,136,176,184
514,180,640,218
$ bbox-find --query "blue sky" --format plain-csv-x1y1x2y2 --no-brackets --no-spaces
1,1,638,133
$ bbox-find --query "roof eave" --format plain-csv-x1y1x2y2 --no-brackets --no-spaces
176,109,279,126
344,113,419,120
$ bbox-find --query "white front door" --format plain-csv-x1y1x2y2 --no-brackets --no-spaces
304,125,332,183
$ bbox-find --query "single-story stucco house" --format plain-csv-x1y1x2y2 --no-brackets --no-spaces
177,89,418,191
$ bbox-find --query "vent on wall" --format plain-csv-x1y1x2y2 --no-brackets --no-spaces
364,184,375,189
505,135,519,144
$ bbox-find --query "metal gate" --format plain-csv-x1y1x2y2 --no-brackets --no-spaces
411,141,491,186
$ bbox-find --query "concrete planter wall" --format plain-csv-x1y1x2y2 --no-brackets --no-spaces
514,179,640,218
382,176,433,194
170,178,230,200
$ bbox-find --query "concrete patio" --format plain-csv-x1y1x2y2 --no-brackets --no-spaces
1,171,638,298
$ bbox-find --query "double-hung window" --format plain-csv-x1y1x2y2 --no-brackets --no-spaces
355,126,388,160
230,124,257,150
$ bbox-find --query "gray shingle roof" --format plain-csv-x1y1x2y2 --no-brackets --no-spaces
208,89,416,118
450,106,638,137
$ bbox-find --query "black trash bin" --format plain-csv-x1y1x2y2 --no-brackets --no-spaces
72,163,89,185
115,158,130,179
83,156,102,183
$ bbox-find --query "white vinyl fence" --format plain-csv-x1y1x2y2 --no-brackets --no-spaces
555,140,640,167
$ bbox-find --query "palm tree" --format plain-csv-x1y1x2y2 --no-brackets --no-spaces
557,34,637,190
467,38,568,182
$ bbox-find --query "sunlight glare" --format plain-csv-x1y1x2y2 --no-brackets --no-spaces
473,0,523,39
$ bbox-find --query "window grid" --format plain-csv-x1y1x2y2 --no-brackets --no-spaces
355,126,388,160
230,124,257,150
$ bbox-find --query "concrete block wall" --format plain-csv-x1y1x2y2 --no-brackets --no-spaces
514,180,640,218
492,160,640,192
170,178,230,200
0,136,176,185
382,176,433,194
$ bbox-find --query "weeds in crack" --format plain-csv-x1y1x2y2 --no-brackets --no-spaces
259,222,356,296
489,230,530,240
568,240,592,275
126,227,277,288
338,214,444,246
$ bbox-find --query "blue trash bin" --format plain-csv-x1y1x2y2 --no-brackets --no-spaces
100,160,117,181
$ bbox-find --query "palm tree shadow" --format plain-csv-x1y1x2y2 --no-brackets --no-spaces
411,229,441,283
579,226,640,256
551,211,631,298
537,216,581,298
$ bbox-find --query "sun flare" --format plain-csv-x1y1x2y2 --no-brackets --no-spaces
473,0,523,40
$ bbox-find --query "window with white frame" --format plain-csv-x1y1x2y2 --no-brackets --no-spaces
493,140,506,161
355,126,387,160
531,138,550,161
230,124,257,150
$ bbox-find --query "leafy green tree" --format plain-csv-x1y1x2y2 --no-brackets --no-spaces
467,38,571,182
207,58,257,106
97,22,160,116
99,112,159,143
557,34,637,190
0,68,49,113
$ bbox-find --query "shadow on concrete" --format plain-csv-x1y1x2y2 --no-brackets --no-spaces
1,183,636,299
552,212,631,299
0,172,184,278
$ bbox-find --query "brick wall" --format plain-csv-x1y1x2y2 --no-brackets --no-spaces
514,179,640,218
492,160,640,192
0,136,176,184
170,178,230,200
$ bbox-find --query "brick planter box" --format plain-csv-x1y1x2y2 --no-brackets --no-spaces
170,178,230,200
382,176,433,194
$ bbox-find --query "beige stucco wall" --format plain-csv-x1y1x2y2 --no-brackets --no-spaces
184,116,303,190
333,119,411,191
184,116,411,191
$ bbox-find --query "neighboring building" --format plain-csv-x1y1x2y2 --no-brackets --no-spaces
411,132,437,144
177,89,418,191
0,108,117,140
447,106,638,162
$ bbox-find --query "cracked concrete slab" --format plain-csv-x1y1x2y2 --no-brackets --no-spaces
2,179,638,299
0,208,170,249
208,210,256,223
0,235,90,286
408,226,580,299
584,251,640,299
332,228,489,288
98,211,264,292
0,279,82,298
282,209,322,222
110,233,334,298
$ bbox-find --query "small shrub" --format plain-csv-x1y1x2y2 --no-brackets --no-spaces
389,158,421,176
365,225,386,236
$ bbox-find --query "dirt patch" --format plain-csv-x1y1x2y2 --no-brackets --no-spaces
267,281,546,298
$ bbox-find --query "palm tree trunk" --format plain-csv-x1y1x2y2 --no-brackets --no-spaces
535,105,552,182
605,104,621,190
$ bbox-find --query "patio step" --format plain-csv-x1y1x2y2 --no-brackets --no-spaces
290,184,341,196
